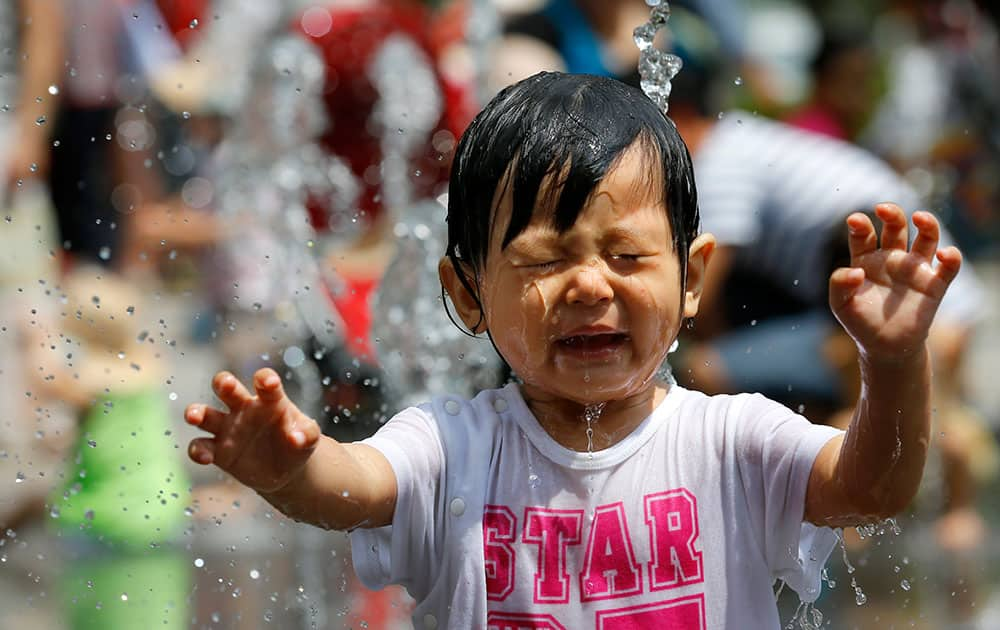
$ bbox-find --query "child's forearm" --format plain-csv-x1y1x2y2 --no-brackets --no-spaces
836,345,932,519
259,438,396,531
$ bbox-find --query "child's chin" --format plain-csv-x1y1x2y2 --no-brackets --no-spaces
558,376,648,404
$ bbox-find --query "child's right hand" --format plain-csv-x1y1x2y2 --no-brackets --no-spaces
186,369,322,494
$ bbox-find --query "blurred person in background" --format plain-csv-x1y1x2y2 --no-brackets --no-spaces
47,0,209,274
36,267,192,630
785,26,880,142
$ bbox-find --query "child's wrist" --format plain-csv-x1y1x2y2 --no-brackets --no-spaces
858,342,930,371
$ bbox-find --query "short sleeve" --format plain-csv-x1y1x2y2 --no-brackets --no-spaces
349,406,445,599
734,394,843,602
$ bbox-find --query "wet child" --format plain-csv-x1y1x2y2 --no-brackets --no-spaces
184,72,963,628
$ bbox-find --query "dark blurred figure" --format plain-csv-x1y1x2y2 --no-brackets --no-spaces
47,0,191,271
786,27,879,141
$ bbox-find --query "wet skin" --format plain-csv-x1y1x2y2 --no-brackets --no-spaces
441,143,715,452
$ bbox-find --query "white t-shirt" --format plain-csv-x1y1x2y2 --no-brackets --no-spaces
695,112,984,326
351,383,842,629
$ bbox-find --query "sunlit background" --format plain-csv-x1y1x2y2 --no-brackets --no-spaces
1,1,998,628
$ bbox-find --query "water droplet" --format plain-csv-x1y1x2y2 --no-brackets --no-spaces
87,439,97,448
35,115,46,126
182,111,191,120
189,18,199,28
168,392,178,401
444,400,461,415
47,84,59,95
528,473,540,488
14,471,25,483
194,557,205,568
98,246,111,260
250,569,260,580
283,346,306,368
121,592,128,601
900,579,911,591
852,577,867,605
449,497,466,516
84,509,95,520
734,76,743,86
29,163,37,172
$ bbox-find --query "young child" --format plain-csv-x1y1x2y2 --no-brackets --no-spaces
185,72,963,628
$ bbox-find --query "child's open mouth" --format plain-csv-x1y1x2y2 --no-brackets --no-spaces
556,332,630,357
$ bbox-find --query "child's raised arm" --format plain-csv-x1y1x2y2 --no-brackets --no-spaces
804,203,962,527
186,369,397,530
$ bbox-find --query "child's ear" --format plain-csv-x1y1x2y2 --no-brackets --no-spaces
683,234,717,319
438,257,486,334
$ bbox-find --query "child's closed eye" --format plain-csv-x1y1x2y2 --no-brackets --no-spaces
525,260,561,274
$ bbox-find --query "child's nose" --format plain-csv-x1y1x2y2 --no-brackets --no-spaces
565,263,614,306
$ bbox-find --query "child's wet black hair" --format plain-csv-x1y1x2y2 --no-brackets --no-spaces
444,71,700,325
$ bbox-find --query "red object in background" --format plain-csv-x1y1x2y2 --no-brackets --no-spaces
296,0,476,227
328,276,379,362
295,2,477,362
155,0,210,51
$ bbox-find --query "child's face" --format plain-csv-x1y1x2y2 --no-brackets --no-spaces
474,145,703,405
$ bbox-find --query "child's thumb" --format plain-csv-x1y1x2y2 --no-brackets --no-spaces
828,267,865,311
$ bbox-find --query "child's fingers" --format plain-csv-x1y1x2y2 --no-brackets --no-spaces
875,203,909,251
846,212,877,262
829,267,865,310
909,211,940,261
253,368,286,404
934,246,963,287
184,403,229,435
188,437,216,465
212,371,253,410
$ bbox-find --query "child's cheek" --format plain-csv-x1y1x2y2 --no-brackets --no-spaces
518,278,556,374
632,274,675,358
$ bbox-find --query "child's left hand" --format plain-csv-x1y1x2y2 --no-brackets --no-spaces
829,203,962,362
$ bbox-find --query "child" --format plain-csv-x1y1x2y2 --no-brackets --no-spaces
185,72,963,628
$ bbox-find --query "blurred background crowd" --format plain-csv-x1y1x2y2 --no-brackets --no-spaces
0,0,998,628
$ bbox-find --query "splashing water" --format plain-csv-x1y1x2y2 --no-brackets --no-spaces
634,2,683,113
583,403,606,458
785,600,824,630
855,517,902,540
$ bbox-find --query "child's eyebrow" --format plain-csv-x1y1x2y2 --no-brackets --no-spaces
601,226,657,246
505,233,560,256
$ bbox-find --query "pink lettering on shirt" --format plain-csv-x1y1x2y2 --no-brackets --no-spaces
644,489,704,591
523,507,584,604
595,593,707,629
484,504,518,601
580,501,642,601
487,611,568,630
